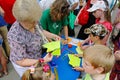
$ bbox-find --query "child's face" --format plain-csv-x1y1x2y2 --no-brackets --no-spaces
83,58,98,74
89,34,95,41
92,9,102,18
89,34,99,42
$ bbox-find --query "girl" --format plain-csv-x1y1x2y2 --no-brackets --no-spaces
40,0,69,43
87,0,112,45
22,60,53,80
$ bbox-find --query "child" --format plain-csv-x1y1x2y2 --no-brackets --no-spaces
80,24,108,50
0,35,8,77
22,59,54,80
87,0,112,45
74,45,115,80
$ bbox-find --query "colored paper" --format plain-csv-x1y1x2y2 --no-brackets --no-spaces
67,37,83,46
68,54,80,67
76,46,83,54
42,41,60,52
51,48,61,56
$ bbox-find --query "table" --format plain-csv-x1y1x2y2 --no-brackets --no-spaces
50,44,81,80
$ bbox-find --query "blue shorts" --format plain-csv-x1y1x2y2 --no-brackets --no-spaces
0,15,7,27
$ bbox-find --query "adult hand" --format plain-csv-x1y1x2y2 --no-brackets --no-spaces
114,50,120,61
43,53,53,63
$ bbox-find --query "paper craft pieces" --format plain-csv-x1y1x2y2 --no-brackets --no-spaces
42,41,61,56
67,37,72,43
76,46,83,54
51,49,61,56
68,54,80,67
67,37,83,46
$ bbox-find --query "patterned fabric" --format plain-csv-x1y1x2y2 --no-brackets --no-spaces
7,21,43,63
110,31,120,80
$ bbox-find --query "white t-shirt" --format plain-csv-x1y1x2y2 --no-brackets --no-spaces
67,0,80,10
39,0,55,11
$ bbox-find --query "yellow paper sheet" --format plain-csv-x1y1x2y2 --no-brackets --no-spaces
76,46,83,54
51,49,61,56
68,54,80,67
42,41,60,52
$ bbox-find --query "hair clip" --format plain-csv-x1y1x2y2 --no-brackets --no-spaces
43,64,50,72
39,58,44,63
29,66,35,74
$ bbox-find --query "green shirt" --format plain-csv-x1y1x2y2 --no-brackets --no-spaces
83,73,110,80
40,9,68,35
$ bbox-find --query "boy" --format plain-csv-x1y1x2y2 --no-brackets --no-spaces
80,24,108,50
74,45,115,80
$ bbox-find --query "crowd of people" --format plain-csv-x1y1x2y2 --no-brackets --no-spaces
0,0,120,80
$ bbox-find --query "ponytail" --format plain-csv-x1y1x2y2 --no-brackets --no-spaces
21,67,43,80
104,9,111,22
103,0,111,22
22,69,33,80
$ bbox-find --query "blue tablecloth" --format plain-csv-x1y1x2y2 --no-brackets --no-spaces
50,44,81,80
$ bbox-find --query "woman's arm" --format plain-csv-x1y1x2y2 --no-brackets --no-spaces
16,53,53,67
16,59,38,67
43,30,61,41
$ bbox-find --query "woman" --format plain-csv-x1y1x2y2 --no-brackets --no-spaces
7,0,60,77
40,0,69,43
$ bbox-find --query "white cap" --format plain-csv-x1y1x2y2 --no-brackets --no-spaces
87,1,107,12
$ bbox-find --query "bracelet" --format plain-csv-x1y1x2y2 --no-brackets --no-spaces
39,58,44,63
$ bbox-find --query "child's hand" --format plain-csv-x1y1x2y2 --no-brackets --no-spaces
43,53,53,63
74,54,83,57
73,66,84,71
62,39,68,44
80,45,89,50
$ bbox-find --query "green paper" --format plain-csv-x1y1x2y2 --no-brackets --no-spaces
68,11,76,29
52,49,61,56
68,54,80,67
76,46,83,54
42,41,60,52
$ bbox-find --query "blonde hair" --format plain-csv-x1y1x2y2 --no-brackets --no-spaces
12,0,42,23
83,45,115,74
22,63,51,80
22,69,42,80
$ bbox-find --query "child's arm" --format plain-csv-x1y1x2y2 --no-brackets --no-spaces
80,37,90,50
74,54,83,57
63,26,68,44
73,66,84,72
